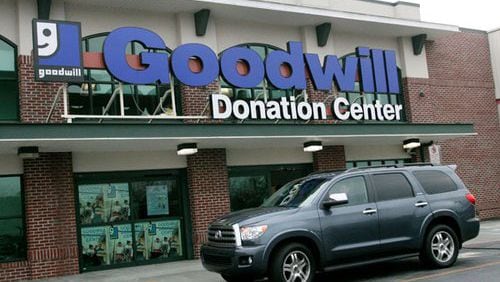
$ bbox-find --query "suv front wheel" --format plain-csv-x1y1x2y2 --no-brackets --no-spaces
270,243,316,282
420,224,459,268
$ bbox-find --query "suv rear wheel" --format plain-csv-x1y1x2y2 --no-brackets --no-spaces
420,224,459,268
270,243,316,282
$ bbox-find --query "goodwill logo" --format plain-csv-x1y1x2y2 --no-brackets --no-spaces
32,19,84,82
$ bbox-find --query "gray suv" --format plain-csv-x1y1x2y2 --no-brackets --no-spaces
201,164,480,282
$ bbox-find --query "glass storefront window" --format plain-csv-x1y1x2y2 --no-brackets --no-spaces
130,179,181,219
338,54,405,122
134,220,182,261
220,44,296,103
79,183,130,224
0,176,25,262
0,36,19,121
76,170,187,271
69,34,180,118
228,164,312,211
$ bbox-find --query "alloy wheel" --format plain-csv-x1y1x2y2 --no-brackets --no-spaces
431,231,455,263
282,250,311,282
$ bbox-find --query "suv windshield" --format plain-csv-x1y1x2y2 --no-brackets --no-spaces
261,177,327,208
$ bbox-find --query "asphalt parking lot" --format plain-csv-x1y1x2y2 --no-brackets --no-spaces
35,220,500,282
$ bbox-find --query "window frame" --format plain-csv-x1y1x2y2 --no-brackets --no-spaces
370,172,416,202
0,174,26,263
0,35,19,121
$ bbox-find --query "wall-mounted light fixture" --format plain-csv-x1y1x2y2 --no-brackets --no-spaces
303,141,323,152
17,146,39,159
177,143,198,156
403,138,421,150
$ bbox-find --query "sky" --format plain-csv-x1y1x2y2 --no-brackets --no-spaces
382,0,500,31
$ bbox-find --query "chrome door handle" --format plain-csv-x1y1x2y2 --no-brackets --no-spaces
363,208,377,215
415,201,428,208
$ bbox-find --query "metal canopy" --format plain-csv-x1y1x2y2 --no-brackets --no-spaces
0,123,475,153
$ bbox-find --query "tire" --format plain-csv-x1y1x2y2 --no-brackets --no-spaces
221,274,254,282
419,224,459,268
269,243,316,282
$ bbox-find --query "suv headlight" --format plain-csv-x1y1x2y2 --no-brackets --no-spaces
240,225,268,241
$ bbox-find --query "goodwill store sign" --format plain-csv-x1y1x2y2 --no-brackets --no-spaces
32,19,403,121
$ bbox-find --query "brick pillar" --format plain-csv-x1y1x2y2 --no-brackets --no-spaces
18,55,65,123
23,153,79,279
306,77,335,124
180,81,220,123
187,149,231,257
313,145,346,171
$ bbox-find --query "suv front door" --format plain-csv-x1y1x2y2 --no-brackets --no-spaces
318,175,379,264
370,171,431,253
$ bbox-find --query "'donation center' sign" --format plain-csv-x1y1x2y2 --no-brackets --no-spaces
32,19,403,121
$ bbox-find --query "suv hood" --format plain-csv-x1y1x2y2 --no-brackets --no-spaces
212,207,297,226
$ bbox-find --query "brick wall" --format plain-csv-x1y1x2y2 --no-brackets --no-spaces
404,30,500,219
186,149,231,257
18,55,65,123
313,145,346,171
0,153,79,281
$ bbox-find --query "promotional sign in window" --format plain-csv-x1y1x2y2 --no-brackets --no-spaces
146,185,169,216
79,183,130,225
134,220,182,261
32,19,84,82
81,224,133,269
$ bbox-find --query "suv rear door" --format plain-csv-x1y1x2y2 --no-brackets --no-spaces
370,171,431,253
318,175,380,264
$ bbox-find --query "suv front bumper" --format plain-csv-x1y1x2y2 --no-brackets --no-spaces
201,244,267,277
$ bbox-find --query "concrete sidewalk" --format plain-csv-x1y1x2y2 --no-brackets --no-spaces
34,219,500,282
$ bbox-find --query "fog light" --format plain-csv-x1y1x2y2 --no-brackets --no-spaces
238,256,253,266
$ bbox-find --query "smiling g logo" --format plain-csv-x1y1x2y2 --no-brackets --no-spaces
32,19,84,82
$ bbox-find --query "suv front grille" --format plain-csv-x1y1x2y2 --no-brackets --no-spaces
207,224,236,247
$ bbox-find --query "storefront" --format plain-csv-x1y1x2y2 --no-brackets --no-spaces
0,0,499,281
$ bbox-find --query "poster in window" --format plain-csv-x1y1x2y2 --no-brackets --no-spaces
81,226,108,268
78,183,130,224
134,220,182,261
80,224,133,269
146,185,169,216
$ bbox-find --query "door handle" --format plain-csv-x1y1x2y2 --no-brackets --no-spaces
415,201,428,208
363,208,377,215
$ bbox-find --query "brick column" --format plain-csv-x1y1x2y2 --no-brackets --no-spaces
18,55,65,123
23,153,79,279
180,81,220,123
187,149,231,257
313,145,346,171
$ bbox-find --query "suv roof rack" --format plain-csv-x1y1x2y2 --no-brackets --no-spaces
344,162,435,173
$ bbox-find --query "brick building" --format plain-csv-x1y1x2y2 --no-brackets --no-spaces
0,0,498,280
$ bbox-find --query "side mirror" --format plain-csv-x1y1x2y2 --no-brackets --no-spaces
322,193,349,209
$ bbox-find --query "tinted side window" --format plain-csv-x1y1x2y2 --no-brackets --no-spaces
413,170,457,194
372,173,414,201
328,176,369,206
